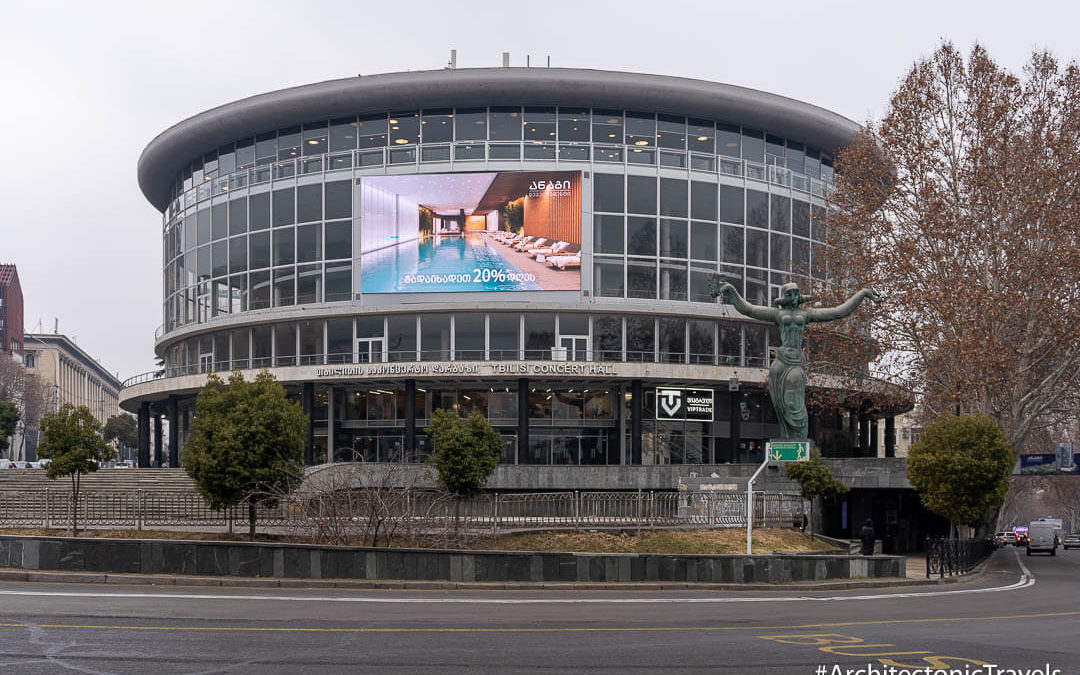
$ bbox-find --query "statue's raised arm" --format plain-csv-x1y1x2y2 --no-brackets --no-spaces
708,275,778,323
807,288,882,323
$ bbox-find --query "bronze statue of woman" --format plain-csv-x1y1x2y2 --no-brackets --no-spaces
710,279,880,440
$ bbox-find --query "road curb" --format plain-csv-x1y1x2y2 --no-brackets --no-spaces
0,566,976,592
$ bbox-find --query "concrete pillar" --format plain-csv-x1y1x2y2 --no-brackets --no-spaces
884,416,896,458
517,378,529,464
870,418,879,457
137,402,150,468
858,406,870,457
404,379,416,461
302,382,315,466
153,412,162,467
167,395,179,468
631,379,643,465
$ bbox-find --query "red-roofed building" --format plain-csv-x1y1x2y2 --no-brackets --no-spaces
0,264,23,361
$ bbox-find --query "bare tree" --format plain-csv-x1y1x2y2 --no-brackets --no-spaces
0,357,51,459
821,43,1080,455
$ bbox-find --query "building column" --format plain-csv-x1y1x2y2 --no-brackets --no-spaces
516,378,529,464
858,405,870,457
870,418,879,457
404,379,416,461
137,402,150,468
302,382,315,466
884,416,896,458
167,395,179,468
327,386,336,462
631,379,643,465
153,412,163,467
728,391,741,464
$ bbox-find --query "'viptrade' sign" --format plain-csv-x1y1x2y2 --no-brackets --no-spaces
655,387,714,422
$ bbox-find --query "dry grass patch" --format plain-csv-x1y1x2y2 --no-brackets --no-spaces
473,528,830,555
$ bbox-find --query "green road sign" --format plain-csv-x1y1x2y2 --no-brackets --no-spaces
768,441,810,462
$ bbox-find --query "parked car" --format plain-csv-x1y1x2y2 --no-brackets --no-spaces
1062,534,1080,550
112,460,135,469
993,532,1012,548
10,460,29,469
0,459,14,469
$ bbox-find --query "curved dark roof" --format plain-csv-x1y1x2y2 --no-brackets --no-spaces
139,68,861,211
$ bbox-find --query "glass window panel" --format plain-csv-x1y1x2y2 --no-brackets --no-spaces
659,178,688,218
273,228,294,266
302,122,327,156
454,143,484,160
230,327,249,368
805,148,821,179
627,147,655,165
766,134,786,164
659,260,687,302
454,313,484,360
770,195,790,232
229,235,247,274
523,143,555,160
488,106,522,140
488,144,519,160
325,261,351,301
327,318,351,363
211,203,227,240
659,318,686,362
594,145,622,163
273,267,295,306
742,128,764,162
627,259,656,299
197,208,210,245
387,315,416,361
624,111,655,147
745,324,766,367
299,320,323,364
592,109,623,144
272,188,295,227
771,233,791,272
197,245,210,281
275,324,296,366
389,111,420,146
255,133,277,164
592,315,622,360
690,181,717,221
252,325,272,366
524,313,555,359
593,174,623,212
297,184,322,223
811,204,826,242
626,175,656,214
688,118,714,154
277,126,300,160
593,258,624,298
211,241,227,278
690,221,717,261
746,190,769,229
421,314,451,361
792,200,810,238
325,220,351,259
356,113,388,148
421,108,453,143
715,123,740,158
559,313,587,336
594,214,624,254
523,106,556,141
656,114,685,150
453,108,487,141
689,267,716,303
297,223,322,263
626,316,654,362
627,216,656,256
659,219,687,258
324,181,351,220
719,185,744,225
746,228,768,268
329,117,358,152
228,198,247,236
558,144,590,161
659,151,686,168
235,138,255,170
786,140,805,174
249,231,270,269
792,237,810,277
249,192,270,230
422,145,451,162
249,270,271,310
489,313,519,360
356,315,383,339
557,108,589,142
721,222,747,262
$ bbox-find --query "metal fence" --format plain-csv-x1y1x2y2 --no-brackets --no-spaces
0,489,806,532
924,538,995,578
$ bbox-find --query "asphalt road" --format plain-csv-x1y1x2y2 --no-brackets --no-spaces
0,548,1076,674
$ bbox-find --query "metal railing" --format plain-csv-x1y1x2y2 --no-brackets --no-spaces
0,489,805,532
924,538,995,577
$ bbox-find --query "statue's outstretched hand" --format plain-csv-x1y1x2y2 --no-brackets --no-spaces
866,289,883,303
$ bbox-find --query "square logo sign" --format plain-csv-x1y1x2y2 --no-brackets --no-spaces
655,387,714,422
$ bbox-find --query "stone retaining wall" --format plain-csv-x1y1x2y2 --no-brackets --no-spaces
0,536,904,583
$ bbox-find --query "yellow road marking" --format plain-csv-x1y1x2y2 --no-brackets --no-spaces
0,610,1076,634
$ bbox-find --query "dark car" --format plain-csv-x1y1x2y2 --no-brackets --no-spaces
1063,534,1080,550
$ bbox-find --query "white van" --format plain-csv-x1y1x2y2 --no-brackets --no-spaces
1027,521,1058,556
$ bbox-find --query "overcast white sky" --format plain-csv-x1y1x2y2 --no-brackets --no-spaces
1,0,1077,382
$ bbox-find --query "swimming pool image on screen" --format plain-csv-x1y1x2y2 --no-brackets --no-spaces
359,171,581,294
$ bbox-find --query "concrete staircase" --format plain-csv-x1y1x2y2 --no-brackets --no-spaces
0,468,197,492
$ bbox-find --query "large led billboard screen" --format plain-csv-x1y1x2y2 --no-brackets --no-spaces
359,170,581,293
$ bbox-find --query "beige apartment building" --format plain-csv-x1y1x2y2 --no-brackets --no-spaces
24,333,121,428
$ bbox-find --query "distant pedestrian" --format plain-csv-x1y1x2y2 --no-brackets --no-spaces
800,511,808,533
860,518,875,556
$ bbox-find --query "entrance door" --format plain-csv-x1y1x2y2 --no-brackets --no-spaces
199,353,213,373
559,335,589,362
357,338,385,363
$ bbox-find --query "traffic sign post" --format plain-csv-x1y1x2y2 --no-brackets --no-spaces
746,440,812,554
